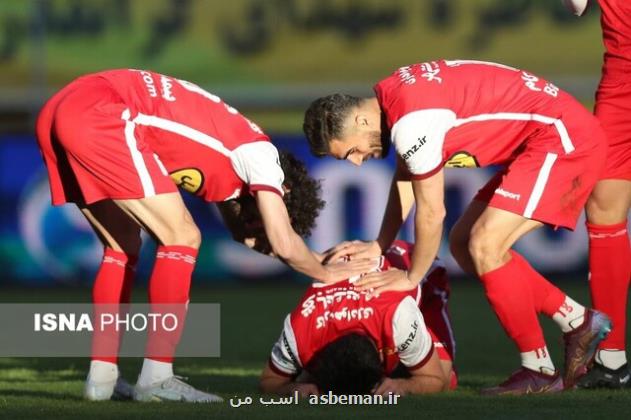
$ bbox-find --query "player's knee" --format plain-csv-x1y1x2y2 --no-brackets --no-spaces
468,228,502,267
585,194,626,225
162,222,202,249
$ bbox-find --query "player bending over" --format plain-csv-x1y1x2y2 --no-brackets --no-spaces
303,59,612,394
35,69,373,403
260,240,457,396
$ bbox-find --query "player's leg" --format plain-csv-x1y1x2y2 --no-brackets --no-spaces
449,199,487,275
580,179,631,387
113,193,222,403
468,207,560,382
80,200,141,401
579,76,631,388
468,206,610,393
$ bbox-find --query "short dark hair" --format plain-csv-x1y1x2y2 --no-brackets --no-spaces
303,94,363,157
306,333,383,395
233,151,325,254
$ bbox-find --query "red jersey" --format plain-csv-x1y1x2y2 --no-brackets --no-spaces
374,60,594,179
599,0,631,78
269,247,447,376
93,69,284,201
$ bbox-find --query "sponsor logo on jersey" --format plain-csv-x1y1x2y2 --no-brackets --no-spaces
397,320,419,352
444,151,479,168
160,75,176,101
397,66,417,85
401,136,427,161
170,168,204,194
134,70,158,97
494,188,521,201
420,61,442,83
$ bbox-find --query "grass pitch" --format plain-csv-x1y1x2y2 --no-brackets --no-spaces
1,277,630,419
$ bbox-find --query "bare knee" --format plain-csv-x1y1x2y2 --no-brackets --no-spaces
160,220,202,249
468,227,508,275
585,180,631,225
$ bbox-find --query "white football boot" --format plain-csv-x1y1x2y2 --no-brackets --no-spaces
133,375,223,403
84,376,134,401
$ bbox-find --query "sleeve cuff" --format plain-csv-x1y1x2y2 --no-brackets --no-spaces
406,342,435,371
410,164,443,181
250,184,284,197
268,358,295,377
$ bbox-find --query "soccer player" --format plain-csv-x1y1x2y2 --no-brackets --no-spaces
35,69,374,402
302,59,612,394
563,0,631,389
260,240,456,396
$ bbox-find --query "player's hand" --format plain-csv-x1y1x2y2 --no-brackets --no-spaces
354,268,416,296
321,258,377,284
372,378,407,396
290,383,319,397
323,240,382,263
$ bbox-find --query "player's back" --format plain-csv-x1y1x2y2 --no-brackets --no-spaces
89,69,280,202
95,69,267,150
375,60,593,167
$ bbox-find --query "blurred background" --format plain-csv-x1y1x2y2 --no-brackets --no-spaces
0,0,605,286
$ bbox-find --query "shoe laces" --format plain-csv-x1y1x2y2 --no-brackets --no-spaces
165,375,197,394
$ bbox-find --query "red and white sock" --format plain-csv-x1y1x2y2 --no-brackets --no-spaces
510,251,585,333
521,346,556,375
587,221,631,354
90,248,137,372
551,296,586,333
479,253,547,353
143,245,197,377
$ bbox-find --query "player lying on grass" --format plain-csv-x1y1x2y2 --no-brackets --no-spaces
303,59,612,395
260,240,457,396
35,69,373,403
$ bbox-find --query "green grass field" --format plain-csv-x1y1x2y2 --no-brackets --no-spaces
1,278,630,419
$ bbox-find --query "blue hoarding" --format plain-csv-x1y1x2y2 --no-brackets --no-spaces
0,134,590,285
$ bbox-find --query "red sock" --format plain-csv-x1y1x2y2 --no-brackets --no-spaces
479,254,545,352
587,221,631,350
509,251,566,317
91,248,138,364
146,245,197,363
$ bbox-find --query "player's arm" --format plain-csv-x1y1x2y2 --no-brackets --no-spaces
261,317,319,396
407,169,446,285
356,107,452,293
257,190,374,282
373,297,449,395
232,142,373,281
376,156,415,252
322,157,415,262
373,349,448,395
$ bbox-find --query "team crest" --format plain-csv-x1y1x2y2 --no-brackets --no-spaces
445,151,479,168
170,168,204,194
